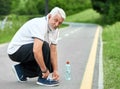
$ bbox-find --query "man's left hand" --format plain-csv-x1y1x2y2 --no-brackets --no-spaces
52,71,59,81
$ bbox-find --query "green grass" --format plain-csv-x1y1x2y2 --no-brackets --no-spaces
0,15,29,43
66,9,102,24
103,23,120,89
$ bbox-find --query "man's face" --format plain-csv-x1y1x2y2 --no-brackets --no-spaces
48,14,64,30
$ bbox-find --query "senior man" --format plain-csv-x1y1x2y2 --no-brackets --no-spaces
7,7,66,86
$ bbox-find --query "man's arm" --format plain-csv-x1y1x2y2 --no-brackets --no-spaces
33,38,49,78
50,44,59,80
50,44,58,71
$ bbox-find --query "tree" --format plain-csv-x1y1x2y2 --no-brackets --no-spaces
91,0,107,14
11,0,39,15
49,0,91,15
10,0,91,15
91,0,120,24
45,0,49,15
0,0,11,15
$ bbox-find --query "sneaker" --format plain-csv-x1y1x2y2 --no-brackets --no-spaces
12,64,27,82
36,77,59,87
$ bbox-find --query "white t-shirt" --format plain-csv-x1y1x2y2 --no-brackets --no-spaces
7,16,59,54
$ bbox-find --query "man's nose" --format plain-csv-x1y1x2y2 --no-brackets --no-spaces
55,22,60,27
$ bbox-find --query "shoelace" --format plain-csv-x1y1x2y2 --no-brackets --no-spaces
47,77,53,81
46,77,59,83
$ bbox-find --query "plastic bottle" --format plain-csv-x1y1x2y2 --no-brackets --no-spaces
65,61,71,80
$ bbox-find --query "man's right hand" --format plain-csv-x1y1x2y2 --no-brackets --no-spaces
42,69,50,78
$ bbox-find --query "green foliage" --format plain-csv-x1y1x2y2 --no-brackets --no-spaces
91,0,120,24
10,0,20,13
0,0,92,15
37,0,46,15
49,0,92,15
103,2,120,24
0,0,11,15
10,0,91,15
91,0,107,14
11,0,39,15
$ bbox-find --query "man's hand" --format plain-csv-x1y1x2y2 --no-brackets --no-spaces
52,71,60,81
42,69,50,78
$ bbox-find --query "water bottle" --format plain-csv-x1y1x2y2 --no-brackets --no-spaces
65,61,71,80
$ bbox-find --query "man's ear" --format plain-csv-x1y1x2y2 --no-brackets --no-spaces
48,14,52,19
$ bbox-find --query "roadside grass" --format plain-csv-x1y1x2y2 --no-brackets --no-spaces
103,23,120,89
0,15,29,43
66,9,120,89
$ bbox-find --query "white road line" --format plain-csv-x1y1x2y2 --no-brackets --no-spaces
70,31,75,34
64,33,69,37
63,28,81,37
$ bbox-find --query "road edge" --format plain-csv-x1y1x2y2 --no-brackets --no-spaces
98,26,104,89
0,43,8,48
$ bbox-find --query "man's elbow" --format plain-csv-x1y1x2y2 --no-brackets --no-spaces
33,47,39,56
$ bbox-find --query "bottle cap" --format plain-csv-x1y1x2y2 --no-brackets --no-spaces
66,61,70,64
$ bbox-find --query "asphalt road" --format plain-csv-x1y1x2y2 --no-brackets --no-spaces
0,23,103,89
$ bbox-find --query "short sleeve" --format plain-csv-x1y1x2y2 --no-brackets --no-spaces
29,19,47,41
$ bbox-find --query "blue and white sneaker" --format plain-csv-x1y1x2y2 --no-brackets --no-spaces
12,64,27,82
36,77,59,87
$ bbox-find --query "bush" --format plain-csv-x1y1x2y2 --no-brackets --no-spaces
91,0,120,24
49,0,92,15
0,0,11,15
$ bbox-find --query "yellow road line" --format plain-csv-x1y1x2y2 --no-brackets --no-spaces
80,26,100,89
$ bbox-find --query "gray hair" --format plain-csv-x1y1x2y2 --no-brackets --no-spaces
49,7,66,19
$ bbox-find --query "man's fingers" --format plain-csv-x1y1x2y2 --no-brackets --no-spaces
42,73,48,78
42,73,45,78
42,70,50,78
52,75,59,81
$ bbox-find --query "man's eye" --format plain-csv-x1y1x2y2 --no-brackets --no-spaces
54,19,58,22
